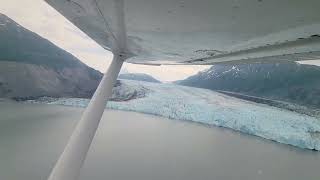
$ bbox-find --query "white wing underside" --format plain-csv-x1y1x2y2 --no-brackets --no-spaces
45,0,320,65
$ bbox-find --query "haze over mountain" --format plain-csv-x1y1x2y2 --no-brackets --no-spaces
0,13,102,98
118,73,161,83
176,62,320,108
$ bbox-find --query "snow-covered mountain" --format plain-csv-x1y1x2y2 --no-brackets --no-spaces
176,62,320,108
118,73,161,83
0,13,102,98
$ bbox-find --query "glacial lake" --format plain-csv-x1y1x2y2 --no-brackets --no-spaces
1,101,320,180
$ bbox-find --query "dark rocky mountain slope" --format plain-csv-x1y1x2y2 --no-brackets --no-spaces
0,13,102,98
176,62,320,108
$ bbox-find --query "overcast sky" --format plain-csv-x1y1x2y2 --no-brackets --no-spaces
0,0,319,82
0,0,209,82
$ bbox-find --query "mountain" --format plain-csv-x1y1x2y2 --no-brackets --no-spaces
0,13,102,98
176,62,320,108
118,73,161,83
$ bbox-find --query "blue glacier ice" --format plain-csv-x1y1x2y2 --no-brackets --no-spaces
29,80,320,151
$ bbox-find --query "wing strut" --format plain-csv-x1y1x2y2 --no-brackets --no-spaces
48,55,123,180
47,0,127,179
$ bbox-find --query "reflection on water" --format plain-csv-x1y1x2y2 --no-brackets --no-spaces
0,102,320,180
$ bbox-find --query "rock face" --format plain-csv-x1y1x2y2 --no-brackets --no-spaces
118,73,161,83
0,13,102,98
176,62,320,108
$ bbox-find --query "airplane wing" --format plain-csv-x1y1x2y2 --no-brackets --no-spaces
45,0,320,65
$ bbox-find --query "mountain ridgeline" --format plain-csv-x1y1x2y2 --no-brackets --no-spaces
176,62,320,108
0,13,103,98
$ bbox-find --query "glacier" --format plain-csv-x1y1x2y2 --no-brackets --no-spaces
28,80,320,151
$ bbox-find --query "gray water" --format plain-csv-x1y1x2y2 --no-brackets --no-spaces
1,101,320,180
